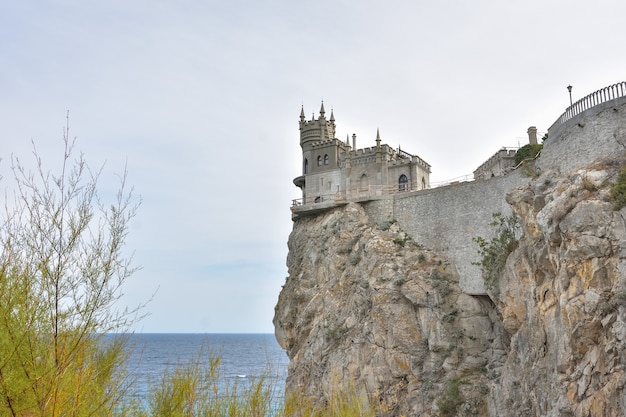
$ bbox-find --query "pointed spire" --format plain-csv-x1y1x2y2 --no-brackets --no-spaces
376,128,381,146
330,108,335,123
346,134,350,146
300,105,305,122
319,101,325,118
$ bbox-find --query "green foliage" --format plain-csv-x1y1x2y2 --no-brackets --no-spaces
514,143,543,165
610,165,626,210
437,379,464,416
393,237,408,247
472,212,520,292
282,384,375,417
0,118,141,416
140,353,277,417
0,120,377,417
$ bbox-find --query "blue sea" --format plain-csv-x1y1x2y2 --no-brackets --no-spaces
115,333,289,406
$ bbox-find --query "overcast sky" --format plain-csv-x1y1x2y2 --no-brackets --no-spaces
1,1,625,333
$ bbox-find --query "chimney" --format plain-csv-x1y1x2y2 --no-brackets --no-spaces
527,126,538,145
352,133,357,149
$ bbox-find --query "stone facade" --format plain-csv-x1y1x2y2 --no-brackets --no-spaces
277,82,626,417
291,86,626,296
473,126,539,180
293,103,431,207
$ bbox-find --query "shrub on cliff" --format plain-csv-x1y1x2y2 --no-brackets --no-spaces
610,165,626,210
514,143,543,165
472,212,520,293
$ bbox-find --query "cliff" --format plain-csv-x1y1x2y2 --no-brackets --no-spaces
274,92,626,416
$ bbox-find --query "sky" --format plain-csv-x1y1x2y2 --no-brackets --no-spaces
1,0,625,333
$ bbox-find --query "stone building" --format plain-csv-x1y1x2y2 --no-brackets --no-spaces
472,126,539,180
293,103,431,207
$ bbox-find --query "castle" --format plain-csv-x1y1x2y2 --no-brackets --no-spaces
472,126,539,180
292,83,626,221
292,103,431,211
290,82,626,293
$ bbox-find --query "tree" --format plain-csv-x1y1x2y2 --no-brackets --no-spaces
513,143,543,166
0,114,141,416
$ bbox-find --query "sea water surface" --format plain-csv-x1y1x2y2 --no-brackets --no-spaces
116,333,289,406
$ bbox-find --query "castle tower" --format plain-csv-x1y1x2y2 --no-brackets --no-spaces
293,102,431,208
295,103,346,203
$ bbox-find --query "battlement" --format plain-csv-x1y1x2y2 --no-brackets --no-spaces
294,104,432,216
473,147,518,180
290,82,626,297
310,139,343,148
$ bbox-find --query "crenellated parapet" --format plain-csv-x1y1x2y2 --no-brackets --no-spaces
299,102,336,145
293,104,432,215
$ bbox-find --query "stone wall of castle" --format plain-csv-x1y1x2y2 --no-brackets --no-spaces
363,172,527,294
540,96,626,174
359,97,626,295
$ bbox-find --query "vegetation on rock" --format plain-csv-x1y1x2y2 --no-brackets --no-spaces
513,143,543,165
472,212,519,293
609,165,626,210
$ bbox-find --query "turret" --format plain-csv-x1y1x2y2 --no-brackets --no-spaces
527,126,538,145
299,102,335,146
375,128,382,164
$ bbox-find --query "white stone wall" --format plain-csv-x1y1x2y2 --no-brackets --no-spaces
539,98,626,174
358,100,626,295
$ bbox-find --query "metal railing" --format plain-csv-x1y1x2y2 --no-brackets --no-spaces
553,81,626,128
429,174,474,188
291,183,426,208
291,173,487,208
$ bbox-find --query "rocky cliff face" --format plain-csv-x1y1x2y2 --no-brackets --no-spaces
274,156,626,416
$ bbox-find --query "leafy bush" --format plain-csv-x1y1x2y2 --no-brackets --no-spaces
472,212,520,292
610,165,626,210
0,118,141,416
437,379,464,416
514,144,543,165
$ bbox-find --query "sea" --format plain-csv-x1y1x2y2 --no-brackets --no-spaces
112,333,289,407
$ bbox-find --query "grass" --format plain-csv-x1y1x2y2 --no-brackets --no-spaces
117,351,376,417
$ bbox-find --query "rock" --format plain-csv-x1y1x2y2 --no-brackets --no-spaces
274,159,626,416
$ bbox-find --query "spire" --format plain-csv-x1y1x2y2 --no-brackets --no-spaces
330,108,335,123
300,105,305,122
319,101,325,118
375,128,382,164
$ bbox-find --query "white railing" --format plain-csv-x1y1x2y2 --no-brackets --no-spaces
429,174,474,188
291,183,427,208
553,81,626,128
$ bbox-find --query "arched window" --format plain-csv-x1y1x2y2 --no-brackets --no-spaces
359,174,369,193
421,177,426,189
317,155,322,166
304,158,309,174
399,174,409,191
324,154,329,165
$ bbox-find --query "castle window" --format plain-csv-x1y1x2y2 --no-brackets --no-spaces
317,156,322,166
359,174,369,193
399,174,409,191
324,154,329,165
421,177,426,189
304,158,309,174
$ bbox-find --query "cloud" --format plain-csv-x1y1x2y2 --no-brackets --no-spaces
1,0,625,332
